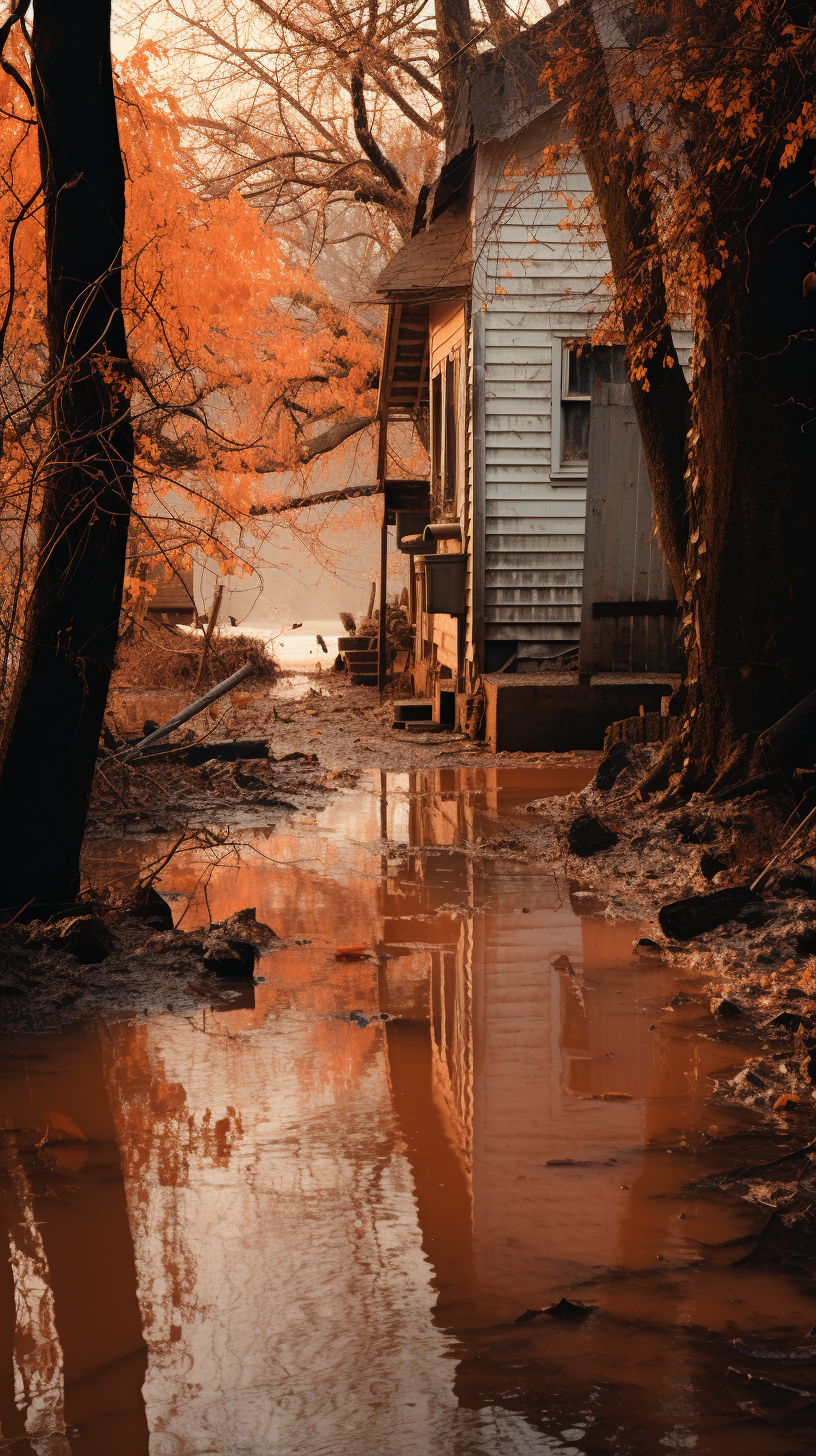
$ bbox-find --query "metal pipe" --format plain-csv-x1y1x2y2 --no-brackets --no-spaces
119,661,256,762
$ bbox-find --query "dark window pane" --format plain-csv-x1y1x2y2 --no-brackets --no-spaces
562,400,590,461
566,345,593,396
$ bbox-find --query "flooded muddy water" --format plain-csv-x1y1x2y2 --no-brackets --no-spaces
2,768,815,1454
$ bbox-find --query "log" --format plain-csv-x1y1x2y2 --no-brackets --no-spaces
119,662,256,762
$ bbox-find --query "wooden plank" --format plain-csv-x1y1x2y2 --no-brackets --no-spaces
578,376,676,673
577,381,609,674
485,604,583,623
470,306,486,673
485,622,580,640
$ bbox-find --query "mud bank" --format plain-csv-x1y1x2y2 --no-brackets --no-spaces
538,745,816,1131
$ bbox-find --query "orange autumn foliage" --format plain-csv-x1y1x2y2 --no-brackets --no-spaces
0,33,381,629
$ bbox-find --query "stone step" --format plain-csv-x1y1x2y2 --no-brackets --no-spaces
338,635,373,651
393,699,433,722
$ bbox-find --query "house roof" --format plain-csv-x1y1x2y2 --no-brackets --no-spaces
368,200,472,305
449,15,560,153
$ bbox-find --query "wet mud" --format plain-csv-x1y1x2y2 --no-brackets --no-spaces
1,767,816,1453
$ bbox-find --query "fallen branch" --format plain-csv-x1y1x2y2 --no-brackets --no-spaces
118,661,256,762
249,482,382,517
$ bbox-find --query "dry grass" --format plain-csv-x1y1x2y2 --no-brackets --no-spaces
113,620,278,690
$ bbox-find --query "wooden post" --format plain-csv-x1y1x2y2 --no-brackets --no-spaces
194,583,223,689
470,308,486,674
408,556,416,625
378,511,388,693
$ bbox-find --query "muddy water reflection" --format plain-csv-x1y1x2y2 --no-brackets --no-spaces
3,767,816,1454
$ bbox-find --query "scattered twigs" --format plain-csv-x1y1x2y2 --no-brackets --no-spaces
718,1139,816,1184
751,801,816,893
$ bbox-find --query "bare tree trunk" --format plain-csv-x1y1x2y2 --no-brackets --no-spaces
0,0,133,916
683,143,816,782
565,0,690,598
434,0,474,124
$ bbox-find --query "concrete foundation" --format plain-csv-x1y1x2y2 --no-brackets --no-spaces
483,672,678,753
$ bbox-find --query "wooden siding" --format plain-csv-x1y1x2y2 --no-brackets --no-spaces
469,114,691,669
473,110,599,666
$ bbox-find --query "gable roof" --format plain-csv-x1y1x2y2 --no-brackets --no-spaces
448,15,559,154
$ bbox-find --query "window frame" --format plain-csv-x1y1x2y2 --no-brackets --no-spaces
550,335,592,484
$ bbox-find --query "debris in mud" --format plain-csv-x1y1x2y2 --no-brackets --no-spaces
201,932,257,979
713,997,743,1017
26,913,114,964
121,882,175,930
594,741,634,791
544,1298,594,1322
0,897,281,1030
658,885,754,939
700,848,730,880
567,813,619,857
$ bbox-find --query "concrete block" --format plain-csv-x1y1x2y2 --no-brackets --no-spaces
483,672,678,753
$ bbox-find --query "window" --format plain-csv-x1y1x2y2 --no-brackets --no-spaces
562,345,592,461
550,339,593,482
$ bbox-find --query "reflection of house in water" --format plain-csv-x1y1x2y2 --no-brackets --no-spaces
382,778,660,1319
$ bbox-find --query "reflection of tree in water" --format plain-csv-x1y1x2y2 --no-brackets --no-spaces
0,1027,149,1454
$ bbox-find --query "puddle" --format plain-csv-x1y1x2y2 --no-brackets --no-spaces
2,768,815,1454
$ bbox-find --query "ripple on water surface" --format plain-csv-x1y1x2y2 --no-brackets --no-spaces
1,767,814,1455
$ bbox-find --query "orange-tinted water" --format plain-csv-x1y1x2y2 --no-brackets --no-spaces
2,768,814,1454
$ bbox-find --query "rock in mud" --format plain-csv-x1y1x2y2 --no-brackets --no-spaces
28,914,113,965
201,932,257,979
770,865,816,899
594,742,633,792
567,813,619,857
544,1297,594,1322
635,937,663,957
700,849,729,881
210,907,278,948
658,886,754,940
768,1010,811,1032
121,883,174,931
714,998,742,1018
670,811,717,845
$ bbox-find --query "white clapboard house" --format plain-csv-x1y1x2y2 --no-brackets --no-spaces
371,23,686,749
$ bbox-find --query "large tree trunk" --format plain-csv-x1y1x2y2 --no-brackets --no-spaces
683,144,816,782
434,0,474,125
564,0,691,599
0,0,133,916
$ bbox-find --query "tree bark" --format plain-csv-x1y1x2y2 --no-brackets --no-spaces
564,0,690,598
434,0,474,125
683,143,816,781
0,0,134,915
